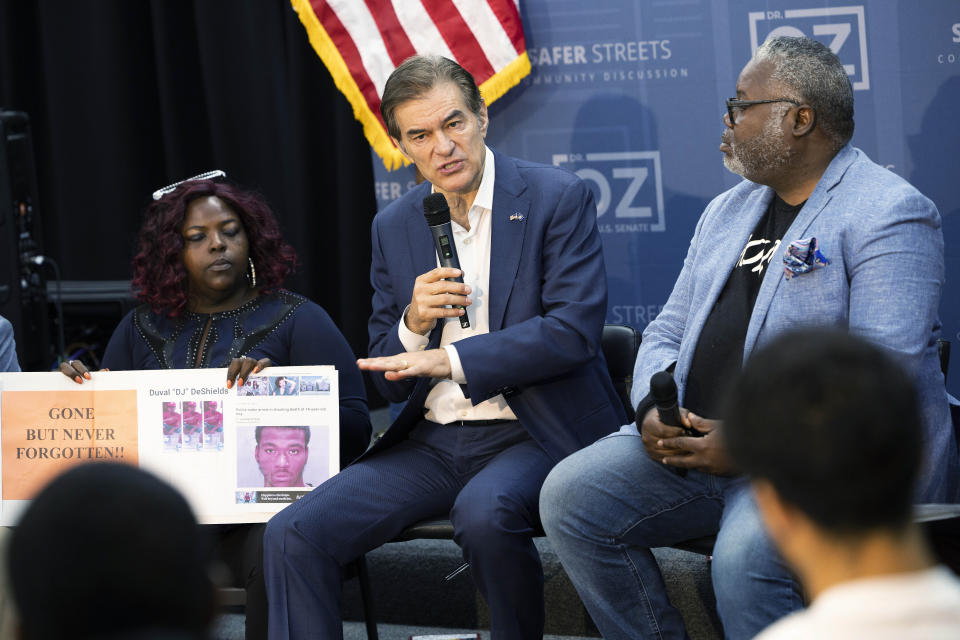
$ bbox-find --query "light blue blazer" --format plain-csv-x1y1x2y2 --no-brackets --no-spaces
631,145,957,502
0,316,19,372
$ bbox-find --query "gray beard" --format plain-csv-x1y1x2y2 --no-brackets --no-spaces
722,111,791,181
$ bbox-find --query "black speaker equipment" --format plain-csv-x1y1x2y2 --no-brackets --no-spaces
46,280,137,370
0,109,51,370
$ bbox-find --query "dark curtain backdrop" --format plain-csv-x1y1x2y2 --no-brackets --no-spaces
0,0,379,370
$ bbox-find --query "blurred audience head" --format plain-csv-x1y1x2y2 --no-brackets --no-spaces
8,462,215,639
723,328,920,539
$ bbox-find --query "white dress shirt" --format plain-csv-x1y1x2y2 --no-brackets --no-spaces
398,147,517,424
754,566,960,640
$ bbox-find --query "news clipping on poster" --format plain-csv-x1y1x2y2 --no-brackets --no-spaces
0,366,339,525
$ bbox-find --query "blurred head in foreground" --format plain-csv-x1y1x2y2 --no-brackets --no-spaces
8,463,215,639
723,328,926,588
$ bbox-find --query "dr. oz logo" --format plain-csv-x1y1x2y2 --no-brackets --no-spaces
553,151,666,232
749,5,869,90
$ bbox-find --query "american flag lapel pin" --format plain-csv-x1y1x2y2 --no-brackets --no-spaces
509,212,525,222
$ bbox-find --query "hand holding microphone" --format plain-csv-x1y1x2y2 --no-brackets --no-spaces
643,371,690,476
404,193,472,334
643,372,732,476
649,371,702,437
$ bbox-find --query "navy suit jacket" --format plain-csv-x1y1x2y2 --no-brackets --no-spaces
365,150,625,463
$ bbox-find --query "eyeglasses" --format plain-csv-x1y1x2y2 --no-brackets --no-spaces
152,169,227,201
726,98,801,125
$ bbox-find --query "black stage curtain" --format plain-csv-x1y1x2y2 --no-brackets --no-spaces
0,0,378,365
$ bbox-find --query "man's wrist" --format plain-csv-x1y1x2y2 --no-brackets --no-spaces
398,306,431,352
402,307,434,336
634,393,656,429
443,345,466,383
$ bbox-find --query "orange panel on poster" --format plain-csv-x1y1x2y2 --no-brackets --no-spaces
1,390,139,500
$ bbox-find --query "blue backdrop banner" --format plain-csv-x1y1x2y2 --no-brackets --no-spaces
371,0,960,396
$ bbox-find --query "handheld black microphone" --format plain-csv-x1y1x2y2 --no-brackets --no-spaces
650,371,702,437
650,371,691,477
649,371,682,427
423,193,470,329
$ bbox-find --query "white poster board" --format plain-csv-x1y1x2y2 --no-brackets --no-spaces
0,366,338,525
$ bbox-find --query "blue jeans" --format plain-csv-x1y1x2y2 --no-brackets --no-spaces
539,427,802,639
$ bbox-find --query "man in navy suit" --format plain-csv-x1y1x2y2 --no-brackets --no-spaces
263,55,624,639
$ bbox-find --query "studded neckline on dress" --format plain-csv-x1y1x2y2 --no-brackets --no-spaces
182,294,266,320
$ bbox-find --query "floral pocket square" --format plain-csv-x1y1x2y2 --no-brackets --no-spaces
783,237,830,280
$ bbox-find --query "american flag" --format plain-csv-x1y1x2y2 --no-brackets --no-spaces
291,0,530,169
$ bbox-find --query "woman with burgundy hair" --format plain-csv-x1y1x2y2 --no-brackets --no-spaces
59,173,371,640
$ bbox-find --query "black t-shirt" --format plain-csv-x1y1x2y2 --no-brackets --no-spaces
682,194,804,418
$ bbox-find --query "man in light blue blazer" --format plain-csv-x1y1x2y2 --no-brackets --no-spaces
541,36,958,640
0,316,19,373
263,56,624,639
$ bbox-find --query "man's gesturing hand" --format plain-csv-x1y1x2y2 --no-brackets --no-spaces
357,349,452,381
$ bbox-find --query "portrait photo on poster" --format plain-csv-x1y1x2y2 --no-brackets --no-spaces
161,401,181,451
235,424,330,489
181,399,203,450
268,375,299,396
202,400,224,451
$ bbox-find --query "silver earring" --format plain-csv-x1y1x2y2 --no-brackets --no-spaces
247,257,257,289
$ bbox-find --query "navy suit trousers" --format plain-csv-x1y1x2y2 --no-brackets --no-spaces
263,420,555,639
